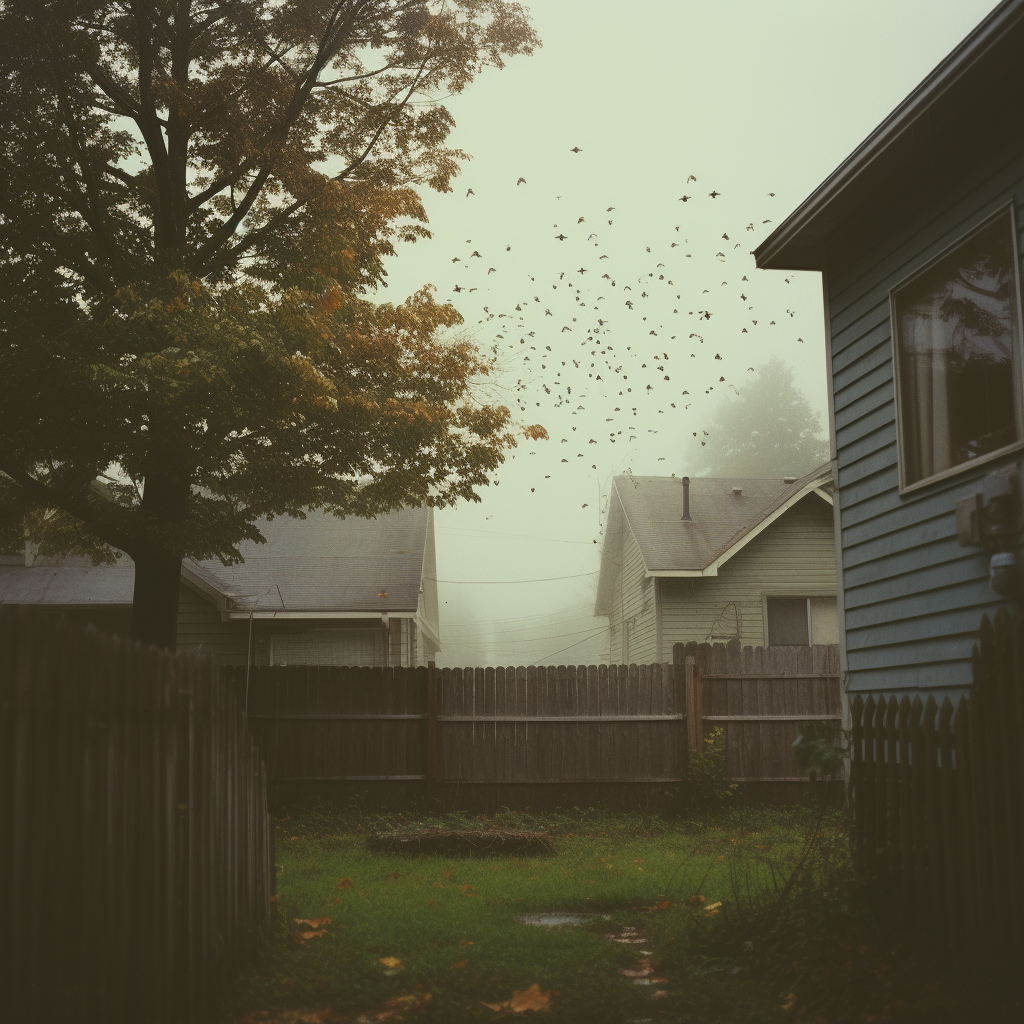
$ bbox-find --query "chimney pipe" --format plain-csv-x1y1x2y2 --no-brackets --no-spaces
682,476,692,522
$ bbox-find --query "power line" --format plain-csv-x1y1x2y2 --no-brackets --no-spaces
530,625,612,666
436,526,595,545
429,571,599,584
440,624,609,646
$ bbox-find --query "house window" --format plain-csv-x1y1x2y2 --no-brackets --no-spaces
766,597,838,646
891,209,1023,489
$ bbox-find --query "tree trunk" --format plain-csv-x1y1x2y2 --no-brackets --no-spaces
129,467,191,650
131,549,183,650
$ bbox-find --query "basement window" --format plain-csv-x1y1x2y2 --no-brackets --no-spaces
891,208,1024,490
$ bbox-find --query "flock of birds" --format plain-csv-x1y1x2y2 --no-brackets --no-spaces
437,152,805,501
427,148,816,664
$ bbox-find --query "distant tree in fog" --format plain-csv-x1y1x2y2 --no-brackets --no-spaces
683,357,829,478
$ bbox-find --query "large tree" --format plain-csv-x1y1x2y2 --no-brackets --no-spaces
682,357,830,478
0,1,539,648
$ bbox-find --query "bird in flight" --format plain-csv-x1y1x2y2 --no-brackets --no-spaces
679,196,690,202
516,177,527,185
555,233,567,241
709,190,720,198
570,146,582,153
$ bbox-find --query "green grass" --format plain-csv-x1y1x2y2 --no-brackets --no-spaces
222,806,837,1023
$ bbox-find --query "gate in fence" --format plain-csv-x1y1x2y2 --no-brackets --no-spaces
238,641,841,811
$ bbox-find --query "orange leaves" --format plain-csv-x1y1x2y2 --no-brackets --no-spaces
335,877,353,890
293,917,330,942
522,424,548,441
482,984,555,1014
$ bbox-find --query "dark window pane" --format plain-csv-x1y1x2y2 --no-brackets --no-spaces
767,598,809,646
894,214,1020,485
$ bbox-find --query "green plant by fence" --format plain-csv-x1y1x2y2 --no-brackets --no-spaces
0,610,274,1023
849,608,1024,957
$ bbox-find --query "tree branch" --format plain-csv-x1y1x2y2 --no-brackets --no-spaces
0,460,135,555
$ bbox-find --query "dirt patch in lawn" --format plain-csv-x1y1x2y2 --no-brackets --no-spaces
365,829,555,858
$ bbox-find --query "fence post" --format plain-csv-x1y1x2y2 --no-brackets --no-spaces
685,644,702,757
426,661,439,802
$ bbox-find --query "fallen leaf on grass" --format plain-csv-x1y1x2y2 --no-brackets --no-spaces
618,959,653,978
385,871,401,880
296,930,328,942
686,895,705,907
295,918,331,929
459,939,475,947
781,992,797,1011
704,901,722,915
379,957,403,969
335,878,353,890
482,984,554,1013
453,960,469,968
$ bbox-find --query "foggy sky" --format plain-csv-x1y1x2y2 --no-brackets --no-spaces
376,0,1000,667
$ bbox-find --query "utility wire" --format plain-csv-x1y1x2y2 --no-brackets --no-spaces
429,571,599,584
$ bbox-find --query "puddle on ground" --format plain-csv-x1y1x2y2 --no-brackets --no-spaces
517,913,590,926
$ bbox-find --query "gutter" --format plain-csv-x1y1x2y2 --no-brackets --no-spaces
754,0,1024,270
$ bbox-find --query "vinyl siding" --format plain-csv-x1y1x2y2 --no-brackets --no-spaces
658,495,837,656
176,584,248,664
607,496,658,664
825,140,1024,700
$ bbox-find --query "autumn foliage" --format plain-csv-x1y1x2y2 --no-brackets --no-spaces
0,1,539,645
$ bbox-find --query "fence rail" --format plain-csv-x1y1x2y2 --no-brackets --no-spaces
0,610,274,1023
240,645,840,810
849,609,1024,957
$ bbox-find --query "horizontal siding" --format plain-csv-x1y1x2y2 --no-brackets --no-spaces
176,584,249,665
659,495,837,655
827,143,1024,697
606,498,657,664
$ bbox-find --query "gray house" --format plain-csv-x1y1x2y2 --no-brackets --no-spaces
754,0,1024,700
0,507,440,667
596,465,838,661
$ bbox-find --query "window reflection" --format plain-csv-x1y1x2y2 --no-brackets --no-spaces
894,214,1020,486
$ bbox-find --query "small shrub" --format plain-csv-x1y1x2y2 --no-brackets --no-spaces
684,726,738,812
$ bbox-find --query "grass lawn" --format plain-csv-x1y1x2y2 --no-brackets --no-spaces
221,804,1016,1024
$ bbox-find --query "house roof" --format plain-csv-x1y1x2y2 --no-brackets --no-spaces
755,0,1024,271
0,506,431,615
595,464,833,615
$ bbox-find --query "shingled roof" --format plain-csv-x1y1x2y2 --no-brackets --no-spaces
0,506,431,615
595,464,833,615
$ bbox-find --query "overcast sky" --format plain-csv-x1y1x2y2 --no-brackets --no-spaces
377,0,1001,667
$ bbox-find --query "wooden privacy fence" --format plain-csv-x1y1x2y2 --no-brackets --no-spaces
241,644,840,811
676,640,843,802
0,610,274,1024
849,609,1024,958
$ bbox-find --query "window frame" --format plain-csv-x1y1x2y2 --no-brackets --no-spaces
890,202,1024,495
762,592,837,647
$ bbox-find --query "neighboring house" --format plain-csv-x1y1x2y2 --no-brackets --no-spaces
0,506,440,667
595,465,838,662
754,0,1024,701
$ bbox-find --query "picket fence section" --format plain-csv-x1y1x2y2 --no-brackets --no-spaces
0,610,274,1024
242,645,840,810
849,610,1024,956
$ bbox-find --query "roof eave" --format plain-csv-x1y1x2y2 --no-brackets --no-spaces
755,0,1024,272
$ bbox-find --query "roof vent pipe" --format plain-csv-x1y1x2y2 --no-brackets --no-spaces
733,487,742,496
682,476,692,522
783,476,797,484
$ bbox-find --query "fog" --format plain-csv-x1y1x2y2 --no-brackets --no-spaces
376,0,1000,668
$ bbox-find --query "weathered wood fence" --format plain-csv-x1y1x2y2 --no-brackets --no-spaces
240,642,841,811
678,640,843,803
0,610,275,1024
849,609,1024,958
